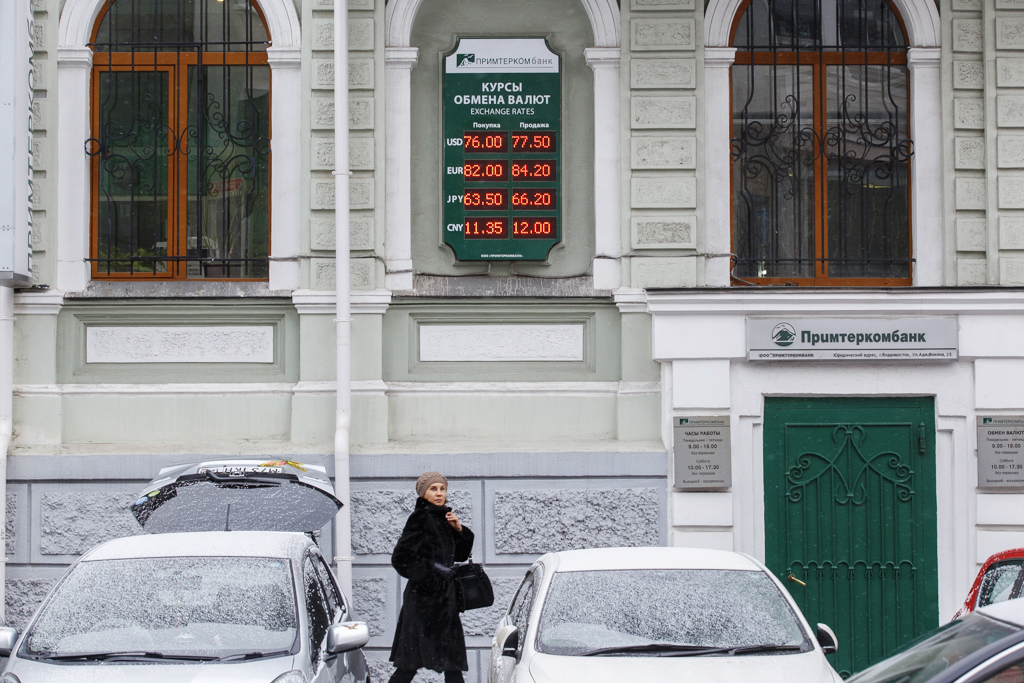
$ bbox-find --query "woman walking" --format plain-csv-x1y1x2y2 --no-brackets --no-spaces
389,472,474,683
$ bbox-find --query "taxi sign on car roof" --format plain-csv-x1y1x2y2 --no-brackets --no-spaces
131,459,342,534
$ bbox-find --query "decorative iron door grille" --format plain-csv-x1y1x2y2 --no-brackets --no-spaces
88,0,271,279
764,397,938,678
731,0,912,286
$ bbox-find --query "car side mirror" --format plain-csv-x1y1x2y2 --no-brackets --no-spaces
0,627,18,656
501,627,520,659
326,621,369,655
816,623,838,655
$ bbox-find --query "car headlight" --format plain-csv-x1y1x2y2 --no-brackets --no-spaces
1,674,21,683
271,671,306,683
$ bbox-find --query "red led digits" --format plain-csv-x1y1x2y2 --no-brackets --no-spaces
511,161,555,181
464,218,509,239
511,190,555,210
511,133,555,152
512,218,557,238
463,132,508,153
463,189,508,209
464,160,509,182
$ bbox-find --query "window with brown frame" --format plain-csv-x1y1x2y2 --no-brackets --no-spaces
730,0,912,286
88,0,271,280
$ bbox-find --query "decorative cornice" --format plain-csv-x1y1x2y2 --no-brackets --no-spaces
584,47,620,70
14,291,64,315
266,47,302,69
291,289,392,315
384,46,419,69
613,287,649,314
646,288,1024,316
703,47,737,68
56,47,93,67
907,46,942,65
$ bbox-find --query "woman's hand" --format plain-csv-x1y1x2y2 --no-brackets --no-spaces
446,511,462,532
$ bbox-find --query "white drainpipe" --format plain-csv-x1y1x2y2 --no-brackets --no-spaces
0,287,11,619
333,0,353,600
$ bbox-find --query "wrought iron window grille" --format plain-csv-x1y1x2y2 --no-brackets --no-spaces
86,0,272,280
731,0,914,286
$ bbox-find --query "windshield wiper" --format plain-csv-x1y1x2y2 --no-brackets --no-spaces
580,643,807,658
217,649,292,662
579,644,730,657
42,651,219,662
728,644,805,656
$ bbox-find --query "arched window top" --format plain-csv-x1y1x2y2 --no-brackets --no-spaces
733,0,907,49
91,0,269,52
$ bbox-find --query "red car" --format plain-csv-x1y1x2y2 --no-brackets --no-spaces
953,547,1024,620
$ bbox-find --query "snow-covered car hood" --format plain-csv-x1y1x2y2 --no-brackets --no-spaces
527,650,840,683
4,654,296,682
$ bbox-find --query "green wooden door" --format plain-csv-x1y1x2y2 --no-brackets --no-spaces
764,397,938,678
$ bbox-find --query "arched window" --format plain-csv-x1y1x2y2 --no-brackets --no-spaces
731,0,912,285
88,0,271,279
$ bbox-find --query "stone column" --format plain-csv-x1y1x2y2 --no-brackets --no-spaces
702,47,736,287
908,47,943,286
384,47,418,291
586,47,622,290
267,47,302,291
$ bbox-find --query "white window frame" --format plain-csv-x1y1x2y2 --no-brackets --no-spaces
703,0,942,286
383,0,622,290
56,0,302,292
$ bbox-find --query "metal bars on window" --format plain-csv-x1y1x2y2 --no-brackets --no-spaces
87,0,271,280
730,0,912,285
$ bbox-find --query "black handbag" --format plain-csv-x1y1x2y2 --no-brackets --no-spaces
452,556,494,612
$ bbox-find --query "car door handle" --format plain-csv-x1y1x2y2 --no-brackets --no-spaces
787,573,807,587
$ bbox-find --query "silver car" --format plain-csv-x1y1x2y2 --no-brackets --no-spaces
0,459,370,683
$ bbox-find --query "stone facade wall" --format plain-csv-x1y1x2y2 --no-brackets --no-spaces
945,0,1024,284
1,451,667,683
623,0,702,288
307,0,384,291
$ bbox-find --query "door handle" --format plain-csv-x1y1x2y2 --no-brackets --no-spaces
787,573,807,587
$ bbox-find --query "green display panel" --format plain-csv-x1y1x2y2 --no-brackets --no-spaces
442,38,561,261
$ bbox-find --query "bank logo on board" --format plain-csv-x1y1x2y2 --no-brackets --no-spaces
772,322,797,347
457,53,476,67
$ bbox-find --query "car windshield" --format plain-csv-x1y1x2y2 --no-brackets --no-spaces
847,612,1019,683
23,556,298,659
535,569,810,655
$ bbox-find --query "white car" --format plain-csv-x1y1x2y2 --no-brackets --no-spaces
489,547,842,683
0,459,370,683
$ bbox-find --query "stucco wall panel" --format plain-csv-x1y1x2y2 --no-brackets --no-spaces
39,492,141,555
492,487,660,554
350,488,473,556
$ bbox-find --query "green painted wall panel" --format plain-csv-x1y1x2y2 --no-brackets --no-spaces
60,394,293,444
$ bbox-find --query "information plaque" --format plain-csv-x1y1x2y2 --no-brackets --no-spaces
977,417,1024,488
442,38,561,261
673,416,732,490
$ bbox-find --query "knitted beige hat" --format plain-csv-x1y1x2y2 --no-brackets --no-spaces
415,473,448,499
415,471,448,498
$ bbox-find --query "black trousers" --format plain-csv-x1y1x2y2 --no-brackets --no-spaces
388,669,464,683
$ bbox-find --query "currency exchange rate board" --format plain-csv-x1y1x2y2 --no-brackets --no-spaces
442,38,561,261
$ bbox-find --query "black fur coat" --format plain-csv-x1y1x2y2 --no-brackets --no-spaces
389,497,475,672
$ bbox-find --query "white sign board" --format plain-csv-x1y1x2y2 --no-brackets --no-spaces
673,416,731,490
746,318,958,361
977,417,1024,488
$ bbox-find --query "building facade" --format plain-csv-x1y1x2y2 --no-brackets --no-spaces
1,0,1023,678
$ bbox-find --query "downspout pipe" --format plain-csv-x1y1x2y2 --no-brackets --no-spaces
0,288,11,620
333,0,353,600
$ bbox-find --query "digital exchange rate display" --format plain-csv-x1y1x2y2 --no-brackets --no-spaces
443,38,561,261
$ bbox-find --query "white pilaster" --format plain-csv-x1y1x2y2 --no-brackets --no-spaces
703,47,736,288
586,47,622,290
384,47,418,291
267,48,302,291
908,47,943,287
56,47,93,293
